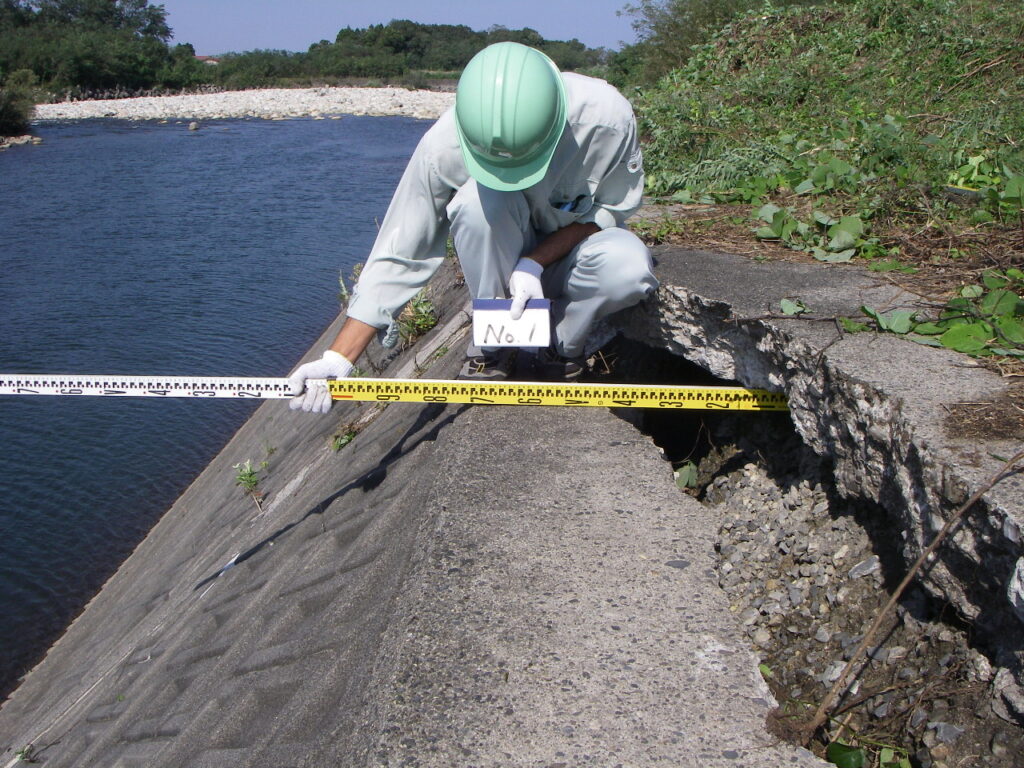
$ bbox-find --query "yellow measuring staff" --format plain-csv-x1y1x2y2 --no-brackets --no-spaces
330,378,788,411
0,374,787,410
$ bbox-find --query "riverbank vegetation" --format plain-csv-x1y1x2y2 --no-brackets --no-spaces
628,0,1023,360
0,67,35,135
0,0,606,135
214,23,604,91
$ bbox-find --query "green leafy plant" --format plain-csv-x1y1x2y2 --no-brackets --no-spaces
14,744,36,763
794,156,862,196
674,460,698,489
755,205,877,263
780,298,809,316
860,305,916,335
877,746,912,768
331,428,357,452
630,214,688,244
854,269,1024,357
949,152,1004,189
338,262,364,307
338,272,351,306
839,316,870,333
866,259,918,274
397,290,438,347
233,457,269,514
825,740,865,768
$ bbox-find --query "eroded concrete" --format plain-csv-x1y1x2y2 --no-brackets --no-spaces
615,246,1024,721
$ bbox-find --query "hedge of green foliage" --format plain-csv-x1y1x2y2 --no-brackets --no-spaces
0,69,36,136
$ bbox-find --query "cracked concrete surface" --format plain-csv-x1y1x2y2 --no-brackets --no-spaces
3,243,1021,766
615,246,1024,722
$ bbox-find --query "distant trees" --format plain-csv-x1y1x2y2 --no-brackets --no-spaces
0,0,179,133
0,67,36,135
0,10,610,134
157,42,211,90
198,21,608,89
0,0,179,95
30,0,171,39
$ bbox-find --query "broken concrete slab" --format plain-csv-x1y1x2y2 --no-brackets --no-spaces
614,246,1024,719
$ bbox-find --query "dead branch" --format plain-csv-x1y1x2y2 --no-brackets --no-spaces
798,446,1024,745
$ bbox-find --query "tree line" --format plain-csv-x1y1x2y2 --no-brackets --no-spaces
0,1,609,135
220,22,605,89
1,0,851,137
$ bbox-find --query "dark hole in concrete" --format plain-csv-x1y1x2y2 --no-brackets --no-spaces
593,334,1024,766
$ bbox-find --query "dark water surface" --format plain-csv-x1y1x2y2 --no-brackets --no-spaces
0,116,429,696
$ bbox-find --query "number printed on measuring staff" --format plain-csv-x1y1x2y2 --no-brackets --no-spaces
0,375,296,399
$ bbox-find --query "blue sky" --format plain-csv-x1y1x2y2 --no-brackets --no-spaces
159,1,639,56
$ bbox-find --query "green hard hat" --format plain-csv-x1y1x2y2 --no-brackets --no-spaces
455,42,567,192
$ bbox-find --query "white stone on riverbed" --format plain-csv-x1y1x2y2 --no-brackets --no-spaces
32,87,455,122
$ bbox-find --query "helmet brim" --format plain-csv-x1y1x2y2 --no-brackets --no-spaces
456,68,567,192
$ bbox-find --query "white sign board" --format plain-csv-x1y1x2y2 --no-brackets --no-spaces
471,299,551,348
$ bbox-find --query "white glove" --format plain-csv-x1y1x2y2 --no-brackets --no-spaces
508,257,544,320
288,350,353,414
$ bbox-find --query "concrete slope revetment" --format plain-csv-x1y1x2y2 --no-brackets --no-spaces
0,259,824,767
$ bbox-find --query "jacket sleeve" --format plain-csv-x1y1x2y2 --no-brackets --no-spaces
345,110,466,335
576,115,645,231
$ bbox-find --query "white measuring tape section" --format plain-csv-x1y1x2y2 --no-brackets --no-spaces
0,374,295,399
0,374,789,411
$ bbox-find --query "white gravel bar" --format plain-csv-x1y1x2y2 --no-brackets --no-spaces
33,86,455,122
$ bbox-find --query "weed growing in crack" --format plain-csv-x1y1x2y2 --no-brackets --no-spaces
331,427,358,452
234,446,274,516
397,290,438,348
338,262,364,308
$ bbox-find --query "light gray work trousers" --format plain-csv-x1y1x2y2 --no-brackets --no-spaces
447,180,658,358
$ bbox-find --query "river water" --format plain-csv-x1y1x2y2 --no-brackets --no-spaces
0,116,429,697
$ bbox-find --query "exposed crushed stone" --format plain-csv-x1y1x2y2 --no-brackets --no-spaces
695,417,1024,767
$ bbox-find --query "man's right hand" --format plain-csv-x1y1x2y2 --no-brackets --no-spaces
508,257,545,320
288,350,354,413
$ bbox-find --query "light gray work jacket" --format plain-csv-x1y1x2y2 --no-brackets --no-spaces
346,72,645,336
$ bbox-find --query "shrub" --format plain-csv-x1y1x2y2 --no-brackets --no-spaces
0,69,37,136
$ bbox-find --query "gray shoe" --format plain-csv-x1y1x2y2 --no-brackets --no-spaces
458,349,515,381
534,346,586,381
